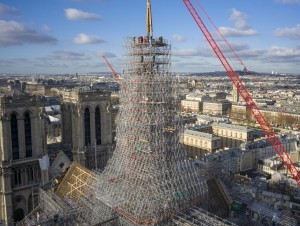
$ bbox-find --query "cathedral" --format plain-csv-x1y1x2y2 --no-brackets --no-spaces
0,87,113,224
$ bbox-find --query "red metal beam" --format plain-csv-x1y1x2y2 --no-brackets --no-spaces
103,55,120,80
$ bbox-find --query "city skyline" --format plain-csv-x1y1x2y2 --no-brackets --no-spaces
0,0,300,74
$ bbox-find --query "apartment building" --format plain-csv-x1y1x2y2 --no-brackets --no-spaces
212,122,254,149
181,99,201,112
183,129,221,158
203,100,231,116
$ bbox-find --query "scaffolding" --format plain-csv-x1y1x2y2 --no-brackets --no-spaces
55,163,115,225
93,36,208,225
19,35,241,226
172,206,236,226
19,189,80,225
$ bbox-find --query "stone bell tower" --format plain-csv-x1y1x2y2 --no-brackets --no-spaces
61,88,113,170
0,90,47,224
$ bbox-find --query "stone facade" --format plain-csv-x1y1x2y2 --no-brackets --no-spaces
246,137,298,172
212,122,254,149
183,129,221,158
61,88,113,170
0,90,47,224
181,99,201,112
203,100,232,116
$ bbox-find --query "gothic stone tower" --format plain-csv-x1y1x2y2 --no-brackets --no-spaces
61,88,113,170
0,90,47,224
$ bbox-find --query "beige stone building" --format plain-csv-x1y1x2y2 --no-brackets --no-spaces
0,90,47,224
181,99,201,112
212,122,254,149
181,93,211,113
244,137,298,172
185,123,212,134
46,115,61,143
230,104,248,119
24,83,45,95
183,129,221,158
61,88,113,170
203,100,231,116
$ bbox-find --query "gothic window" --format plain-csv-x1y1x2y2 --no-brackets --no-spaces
27,166,34,183
95,107,101,145
84,108,91,146
11,113,19,160
14,169,22,186
24,112,32,157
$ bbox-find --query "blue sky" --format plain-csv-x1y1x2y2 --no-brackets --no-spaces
0,0,299,74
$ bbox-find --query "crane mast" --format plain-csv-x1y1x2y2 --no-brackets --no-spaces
182,0,300,186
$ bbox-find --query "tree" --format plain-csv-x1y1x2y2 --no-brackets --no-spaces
276,113,286,127
285,114,297,127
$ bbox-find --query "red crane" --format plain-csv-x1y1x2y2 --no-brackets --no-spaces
182,0,300,186
195,0,278,105
102,55,120,81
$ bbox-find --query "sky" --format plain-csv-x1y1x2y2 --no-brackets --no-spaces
0,0,300,75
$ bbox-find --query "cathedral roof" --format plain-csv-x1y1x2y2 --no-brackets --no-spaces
3,89,28,98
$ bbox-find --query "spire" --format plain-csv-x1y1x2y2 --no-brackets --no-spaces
146,0,153,38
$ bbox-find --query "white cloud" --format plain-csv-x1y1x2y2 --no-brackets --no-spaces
216,42,264,59
73,33,104,44
172,49,201,56
43,24,50,31
74,0,109,2
219,8,257,37
275,0,300,4
0,20,57,47
173,42,251,58
0,3,20,18
65,8,101,20
221,42,249,52
266,46,300,57
274,24,300,39
172,34,186,42
230,8,249,30
48,50,88,60
95,50,116,57
265,46,300,62
219,27,257,37
237,49,265,59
